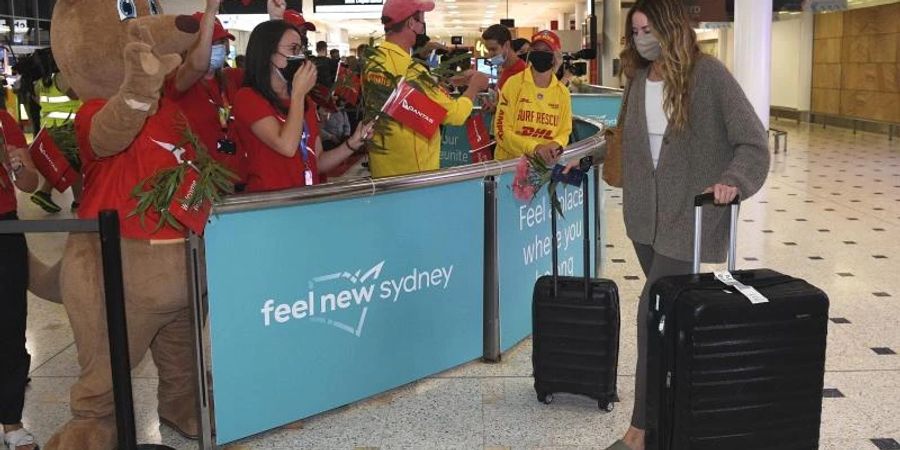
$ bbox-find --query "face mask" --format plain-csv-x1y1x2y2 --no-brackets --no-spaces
276,54,307,92
210,44,227,71
635,33,662,61
414,33,430,51
528,51,555,73
489,53,505,67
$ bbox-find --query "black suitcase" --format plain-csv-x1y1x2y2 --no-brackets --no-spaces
532,162,620,411
646,193,829,450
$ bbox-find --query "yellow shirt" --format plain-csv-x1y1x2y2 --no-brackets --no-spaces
364,40,474,178
36,79,81,127
494,67,572,161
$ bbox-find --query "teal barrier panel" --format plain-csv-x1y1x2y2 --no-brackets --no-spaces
496,169,596,352
205,180,485,443
440,112,494,168
571,95,622,128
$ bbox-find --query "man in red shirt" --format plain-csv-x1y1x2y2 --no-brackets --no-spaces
482,24,528,91
166,1,246,187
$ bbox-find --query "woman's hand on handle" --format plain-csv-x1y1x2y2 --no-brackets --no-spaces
703,183,739,205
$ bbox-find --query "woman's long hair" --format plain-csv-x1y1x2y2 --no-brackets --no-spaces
620,0,700,130
243,20,303,115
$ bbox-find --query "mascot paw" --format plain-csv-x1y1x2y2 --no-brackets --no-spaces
122,24,183,102
44,417,117,450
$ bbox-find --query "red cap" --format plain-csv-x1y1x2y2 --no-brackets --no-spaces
381,0,435,28
531,30,561,52
284,9,317,32
192,12,235,41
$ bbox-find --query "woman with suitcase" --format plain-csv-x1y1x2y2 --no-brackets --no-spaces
606,1,770,449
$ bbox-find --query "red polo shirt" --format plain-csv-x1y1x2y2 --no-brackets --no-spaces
75,98,197,240
233,87,320,193
498,58,528,91
0,110,28,214
165,68,246,182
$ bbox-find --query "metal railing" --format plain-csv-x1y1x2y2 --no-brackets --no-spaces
216,116,608,214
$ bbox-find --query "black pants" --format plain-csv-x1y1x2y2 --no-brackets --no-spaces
630,241,692,429
0,212,30,425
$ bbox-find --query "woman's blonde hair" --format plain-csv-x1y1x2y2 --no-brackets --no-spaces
620,0,701,130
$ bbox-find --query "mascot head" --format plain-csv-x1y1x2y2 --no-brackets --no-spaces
51,0,201,100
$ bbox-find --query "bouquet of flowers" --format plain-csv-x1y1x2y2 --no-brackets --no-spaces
512,153,565,218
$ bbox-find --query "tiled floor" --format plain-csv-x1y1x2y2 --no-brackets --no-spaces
15,120,900,449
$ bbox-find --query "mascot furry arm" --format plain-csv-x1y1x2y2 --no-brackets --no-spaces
89,26,182,157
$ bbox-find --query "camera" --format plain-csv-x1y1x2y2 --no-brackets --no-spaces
216,138,236,155
557,48,596,79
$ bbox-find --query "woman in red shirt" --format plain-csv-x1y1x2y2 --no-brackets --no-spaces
166,3,247,188
0,107,40,450
234,20,373,193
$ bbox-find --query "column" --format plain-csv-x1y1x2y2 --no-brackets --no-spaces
797,9,814,121
733,0,773,129
601,0,622,87
575,1,587,30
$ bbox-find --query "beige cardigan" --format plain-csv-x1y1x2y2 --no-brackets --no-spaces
621,56,770,263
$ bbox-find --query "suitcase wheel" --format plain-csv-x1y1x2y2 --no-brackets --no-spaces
598,399,614,412
537,392,553,405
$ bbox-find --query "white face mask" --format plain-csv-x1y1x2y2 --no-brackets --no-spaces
634,33,661,61
210,44,227,70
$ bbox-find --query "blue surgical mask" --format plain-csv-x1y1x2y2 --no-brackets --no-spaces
210,44,227,70
489,53,505,67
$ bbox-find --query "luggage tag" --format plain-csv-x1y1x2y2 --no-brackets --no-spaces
714,270,769,304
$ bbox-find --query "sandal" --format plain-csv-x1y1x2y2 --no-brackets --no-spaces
2,427,40,450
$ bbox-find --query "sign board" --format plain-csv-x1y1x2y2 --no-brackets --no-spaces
313,0,384,13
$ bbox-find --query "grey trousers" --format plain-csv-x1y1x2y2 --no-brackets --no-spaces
630,241,692,429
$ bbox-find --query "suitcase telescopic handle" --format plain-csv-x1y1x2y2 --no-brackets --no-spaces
692,193,740,274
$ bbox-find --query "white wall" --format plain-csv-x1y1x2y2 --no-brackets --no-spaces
770,18,802,109
160,0,203,15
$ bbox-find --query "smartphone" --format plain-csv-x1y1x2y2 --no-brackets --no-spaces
551,164,585,187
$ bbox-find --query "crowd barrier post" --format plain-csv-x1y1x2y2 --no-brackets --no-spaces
186,232,215,450
483,175,501,362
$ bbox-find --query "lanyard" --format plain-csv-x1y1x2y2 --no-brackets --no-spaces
299,121,314,186
201,77,232,131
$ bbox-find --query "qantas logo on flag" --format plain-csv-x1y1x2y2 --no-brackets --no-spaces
381,79,448,139
400,99,435,125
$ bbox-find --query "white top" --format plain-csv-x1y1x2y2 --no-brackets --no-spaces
645,79,667,169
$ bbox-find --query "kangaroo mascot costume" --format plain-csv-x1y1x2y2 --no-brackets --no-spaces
38,1,204,448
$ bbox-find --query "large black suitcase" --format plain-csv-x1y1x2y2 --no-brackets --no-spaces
646,194,829,450
532,163,620,411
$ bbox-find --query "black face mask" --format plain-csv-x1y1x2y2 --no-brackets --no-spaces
279,55,306,92
528,51,554,73
414,33,431,51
